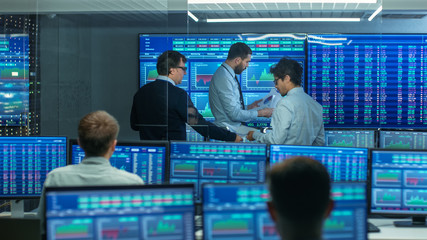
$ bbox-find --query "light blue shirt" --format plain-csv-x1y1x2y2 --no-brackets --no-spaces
253,87,325,145
209,62,258,129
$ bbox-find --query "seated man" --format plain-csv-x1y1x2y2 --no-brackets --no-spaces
38,111,144,234
247,57,324,145
267,156,334,240
131,50,241,142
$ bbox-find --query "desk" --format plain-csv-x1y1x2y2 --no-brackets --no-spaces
369,218,427,240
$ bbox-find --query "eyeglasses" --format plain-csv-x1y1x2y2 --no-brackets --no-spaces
273,77,280,85
176,66,187,72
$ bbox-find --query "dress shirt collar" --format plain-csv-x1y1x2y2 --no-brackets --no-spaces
81,156,112,166
221,62,236,79
157,75,176,86
287,86,304,96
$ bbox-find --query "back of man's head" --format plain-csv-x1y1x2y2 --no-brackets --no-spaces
227,42,252,60
268,156,331,229
270,57,303,86
157,50,187,75
78,110,119,157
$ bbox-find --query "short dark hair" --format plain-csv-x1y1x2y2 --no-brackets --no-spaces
268,156,331,226
270,57,303,86
227,42,252,60
78,111,119,157
157,50,187,75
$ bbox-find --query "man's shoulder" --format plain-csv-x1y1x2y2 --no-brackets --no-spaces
109,168,144,183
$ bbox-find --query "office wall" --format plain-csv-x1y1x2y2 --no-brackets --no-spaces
39,13,427,140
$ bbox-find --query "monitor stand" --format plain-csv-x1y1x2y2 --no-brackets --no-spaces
394,216,427,227
10,200,24,218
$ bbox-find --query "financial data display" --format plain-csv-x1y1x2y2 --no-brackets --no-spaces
70,141,166,184
269,145,368,181
325,129,377,148
370,149,427,215
45,185,195,240
202,182,366,240
0,137,67,197
379,130,427,149
308,34,427,128
139,34,306,127
169,141,267,201
186,124,204,142
0,34,30,126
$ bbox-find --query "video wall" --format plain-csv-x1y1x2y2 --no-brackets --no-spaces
140,33,427,129
139,34,305,128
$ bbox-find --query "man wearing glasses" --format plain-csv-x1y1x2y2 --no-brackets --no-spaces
247,57,325,145
131,50,241,142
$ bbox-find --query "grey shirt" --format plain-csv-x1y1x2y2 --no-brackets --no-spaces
209,62,258,129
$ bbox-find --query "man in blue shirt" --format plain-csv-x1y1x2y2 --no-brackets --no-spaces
247,57,325,145
209,42,273,130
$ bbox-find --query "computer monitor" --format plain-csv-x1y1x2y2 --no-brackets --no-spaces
45,184,195,240
325,129,377,148
169,141,267,201
269,145,368,181
186,124,205,142
379,130,427,149
0,136,67,198
68,140,168,184
369,149,427,227
202,182,367,240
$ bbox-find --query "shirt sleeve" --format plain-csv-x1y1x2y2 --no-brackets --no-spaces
253,103,292,144
313,124,325,146
213,72,258,122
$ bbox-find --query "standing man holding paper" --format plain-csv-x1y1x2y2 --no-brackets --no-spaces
209,42,273,133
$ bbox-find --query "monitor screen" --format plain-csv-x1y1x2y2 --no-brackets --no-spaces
379,130,427,149
139,33,305,128
69,140,168,184
308,34,427,128
186,124,205,142
169,141,267,201
325,129,377,148
269,145,368,181
202,182,367,240
45,184,195,240
0,136,67,198
0,34,30,126
370,149,427,219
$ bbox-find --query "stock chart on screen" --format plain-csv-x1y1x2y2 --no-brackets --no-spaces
169,141,267,201
45,185,195,240
202,182,366,240
69,140,167,184
370,149,427,216
0,34,30,126
0,137,67,198
325,129,376,148
379,130,427,149
270,145,368,181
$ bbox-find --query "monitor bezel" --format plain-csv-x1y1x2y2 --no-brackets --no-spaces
0,136,68,200
368,148,427,217
68,139,170,183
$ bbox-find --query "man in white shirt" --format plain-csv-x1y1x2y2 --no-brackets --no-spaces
209,42,273,130
38,110,144,235
247,57,325,145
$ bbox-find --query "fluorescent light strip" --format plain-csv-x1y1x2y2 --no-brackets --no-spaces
188,11,199,22
207,18,360,23
246,34,306,41
189,0,376,4
368,5,382,21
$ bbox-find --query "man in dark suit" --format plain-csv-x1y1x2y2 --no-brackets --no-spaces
131,50,241,142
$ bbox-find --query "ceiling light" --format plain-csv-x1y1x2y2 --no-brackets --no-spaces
206,18,361,23
368,5,383,21
189,0,376,4
188,11,199,22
